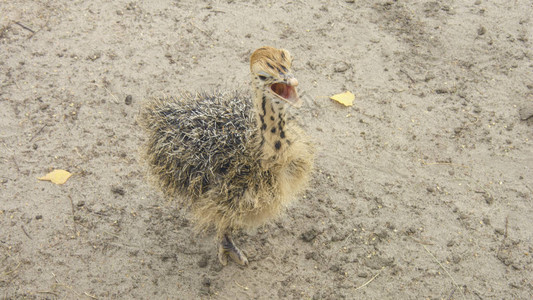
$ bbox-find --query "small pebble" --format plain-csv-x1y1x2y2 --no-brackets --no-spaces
301,228,319,242
477,26,486,36
333,61,350,73
483,193,494,205
305,252,317,260
198,254,209,268
35,215,43,220
125,95,133,105
329,265,340,273
494,228,505,235
202,277,211,287
111,186,125,196
518,104,533,120
87,52,101,61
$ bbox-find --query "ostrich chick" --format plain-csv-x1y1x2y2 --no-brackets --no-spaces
139,47,314,266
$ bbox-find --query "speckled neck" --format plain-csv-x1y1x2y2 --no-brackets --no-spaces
252,82,290,158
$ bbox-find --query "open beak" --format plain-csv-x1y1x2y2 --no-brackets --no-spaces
270,77,302,108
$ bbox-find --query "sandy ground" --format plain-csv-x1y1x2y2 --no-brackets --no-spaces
1,0,533,299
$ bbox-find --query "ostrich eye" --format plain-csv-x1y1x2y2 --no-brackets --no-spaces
258,75,267,81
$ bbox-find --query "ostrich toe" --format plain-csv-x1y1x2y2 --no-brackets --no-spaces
218,234,249,266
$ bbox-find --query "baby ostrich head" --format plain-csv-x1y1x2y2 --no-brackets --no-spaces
250,46,302,108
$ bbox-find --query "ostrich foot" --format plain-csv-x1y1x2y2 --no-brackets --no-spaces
218,233,249,266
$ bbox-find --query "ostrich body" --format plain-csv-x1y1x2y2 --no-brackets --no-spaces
139,47,314,265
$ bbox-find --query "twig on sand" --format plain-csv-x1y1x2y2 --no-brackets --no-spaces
400,69,415,84
189,20,214,40
68,195,78,236
102,230,121,239
234,280,249,290
51,272,98,299
29,124,48,142
84,292,98,299
354,267,383,291
11,156,20,172
420,159,468,169
423,245,465,300
410,237,434,245
448,287,456,300
14,21,35,34
95,83,120,104
21,225,32,240
103,86,120,103
36,291,59,297
3,262,21,276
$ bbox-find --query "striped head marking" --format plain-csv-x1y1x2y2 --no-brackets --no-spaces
250,47,301,107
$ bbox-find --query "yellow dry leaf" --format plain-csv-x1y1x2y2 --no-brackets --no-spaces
38,169,72,185
330,91,355,106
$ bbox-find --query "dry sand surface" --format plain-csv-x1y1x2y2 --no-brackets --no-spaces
1,0,533,299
